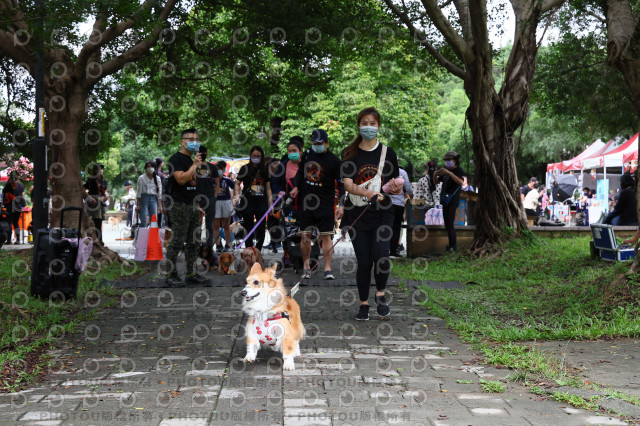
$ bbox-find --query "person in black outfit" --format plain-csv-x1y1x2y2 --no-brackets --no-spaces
83,163,108,242
341,107,399,321
520,177,538,201
290,129,345,280
155,157,167,227
604,174,638,226
233,146,272,251
433,151,464,252
2,179,21,244
195,145,220,250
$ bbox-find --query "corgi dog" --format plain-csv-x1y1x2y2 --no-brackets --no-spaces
242,263,304,370
218,252,236,275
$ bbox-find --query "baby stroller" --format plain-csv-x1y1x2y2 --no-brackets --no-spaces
280,198,320,275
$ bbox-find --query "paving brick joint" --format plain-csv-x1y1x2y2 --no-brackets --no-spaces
1,243,634,425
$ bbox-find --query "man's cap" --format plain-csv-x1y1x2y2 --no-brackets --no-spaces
443,151,459,160
529,177,538,183
124,181,132,186
310,129,328,144
96,163,104,169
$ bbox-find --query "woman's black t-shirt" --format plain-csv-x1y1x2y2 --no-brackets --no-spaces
340,143,399,231
238,164,271,198
441,166,465,207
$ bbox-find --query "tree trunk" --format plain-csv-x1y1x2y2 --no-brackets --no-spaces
47,84,124,264
465,71,528,255
602,0,640,275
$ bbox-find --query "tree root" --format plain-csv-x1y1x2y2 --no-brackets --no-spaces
600,261,640,305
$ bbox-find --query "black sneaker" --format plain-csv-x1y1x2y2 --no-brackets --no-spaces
389,252,402,259
165,273,185,287
355,305,369,321
398,244,405,252
223,246,232,253
301,269,311,279
185,273,210,285
216,245,224,253
375,294,390,317
324,270,335,280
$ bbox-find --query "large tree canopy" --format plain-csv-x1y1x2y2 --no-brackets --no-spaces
383,0,564,254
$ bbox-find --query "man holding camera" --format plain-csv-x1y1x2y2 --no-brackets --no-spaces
165,128,210,287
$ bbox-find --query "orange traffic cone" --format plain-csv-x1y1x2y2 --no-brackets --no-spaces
146,214,163,261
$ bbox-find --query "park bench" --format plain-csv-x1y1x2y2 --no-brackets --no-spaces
590,223,635,262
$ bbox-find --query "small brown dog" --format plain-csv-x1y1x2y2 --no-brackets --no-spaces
240,246,264,273
218,252,236,275
242,263,304,370
107,216,121,230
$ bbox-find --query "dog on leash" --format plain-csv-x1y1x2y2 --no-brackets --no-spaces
240,246,264,272
107,216,121,230
197,243,218,272
242,263,304,370
218,252,237,275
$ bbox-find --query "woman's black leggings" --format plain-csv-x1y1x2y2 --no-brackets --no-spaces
349,225,392,302
443,202,459,249
239,196,268,250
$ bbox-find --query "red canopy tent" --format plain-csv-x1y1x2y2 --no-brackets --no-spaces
546,139,605,173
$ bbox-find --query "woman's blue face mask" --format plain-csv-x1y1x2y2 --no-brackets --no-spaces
445,160,455,168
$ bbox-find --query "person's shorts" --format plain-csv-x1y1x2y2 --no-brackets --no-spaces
298,208,335,235
215,199,233,219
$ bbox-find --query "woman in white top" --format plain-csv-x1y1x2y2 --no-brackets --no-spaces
523,183,542,217
136,161,163,227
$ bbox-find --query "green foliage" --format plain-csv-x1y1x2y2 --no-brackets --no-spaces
532,32,637,141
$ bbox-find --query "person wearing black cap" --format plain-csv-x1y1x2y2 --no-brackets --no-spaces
290,129,344,280
434,151,465,252
341,107,400,320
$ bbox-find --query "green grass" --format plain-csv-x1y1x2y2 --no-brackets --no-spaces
479,379,506,393
394,235,640,386
0,249,150,392
394,236,639,342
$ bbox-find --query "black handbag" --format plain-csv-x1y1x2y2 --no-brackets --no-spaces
440,186,460,206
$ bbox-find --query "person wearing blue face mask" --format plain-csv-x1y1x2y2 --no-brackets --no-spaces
290,129,345,280
434,151,465,253
164,128,210,287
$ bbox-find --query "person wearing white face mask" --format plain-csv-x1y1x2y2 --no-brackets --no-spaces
340,107,400,321
136,160,163,228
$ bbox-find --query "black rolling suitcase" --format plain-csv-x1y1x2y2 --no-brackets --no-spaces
31,207,83,300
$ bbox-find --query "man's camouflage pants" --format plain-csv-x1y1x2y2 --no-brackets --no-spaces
166,200,200,275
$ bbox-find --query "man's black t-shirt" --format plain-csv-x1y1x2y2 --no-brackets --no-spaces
340,143,399,231
520,185,532,198
238,164,270,198
196,162,219,198
167,152,197,203
613,187,638,225
295,149,345,209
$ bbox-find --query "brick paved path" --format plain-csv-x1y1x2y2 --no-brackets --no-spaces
0,260,629,425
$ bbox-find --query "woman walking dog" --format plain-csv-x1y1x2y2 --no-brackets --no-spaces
341,107,400,320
